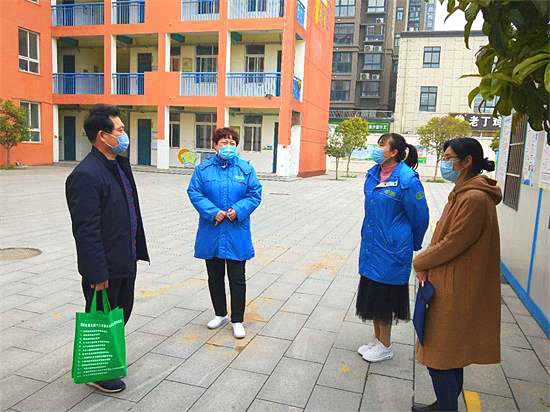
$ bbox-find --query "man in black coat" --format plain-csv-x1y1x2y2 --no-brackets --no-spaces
66,104,149,393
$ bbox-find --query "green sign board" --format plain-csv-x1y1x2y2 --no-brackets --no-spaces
368,121,390,133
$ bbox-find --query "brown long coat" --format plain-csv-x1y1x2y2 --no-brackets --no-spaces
413,175,502,370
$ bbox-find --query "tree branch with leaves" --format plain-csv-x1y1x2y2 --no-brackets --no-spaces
438,0,550,135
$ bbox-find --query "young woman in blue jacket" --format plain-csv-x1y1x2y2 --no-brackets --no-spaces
187,128,262,339
357,133,429,362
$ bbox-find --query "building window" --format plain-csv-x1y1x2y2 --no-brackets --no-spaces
419,86,437,111
408,0,421,31
392,61,398,74
333,52,353,74
361,81,379,97
503,114,527,210
424,1,435,30
196,45,218,72
243,115,262,152
335,0,355,17
247,0,267,12
394,34,400,48
331,80,351,101
473,94,499,114
195,113,216,149
396,7,404,21
423,47,441,68
366,0,385,13
365,24,384,41
170,46,181,72
364,53,383,70
20,102,40,142
334,24,354,45
18,28,39,74
169,112,180,148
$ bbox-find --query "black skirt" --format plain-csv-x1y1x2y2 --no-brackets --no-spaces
355,276,410,322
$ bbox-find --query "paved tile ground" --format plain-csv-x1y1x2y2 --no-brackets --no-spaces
0,166,548,412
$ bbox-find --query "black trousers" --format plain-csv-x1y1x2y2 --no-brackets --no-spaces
205,258,246,323
427,367,464,411
82,276,136,325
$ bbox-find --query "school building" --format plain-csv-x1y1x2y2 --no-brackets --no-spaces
0,0,335,177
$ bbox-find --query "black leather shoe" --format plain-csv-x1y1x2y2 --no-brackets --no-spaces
86,379,126,393
412,401,438,411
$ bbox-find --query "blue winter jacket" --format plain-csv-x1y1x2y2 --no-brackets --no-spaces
187,155,262,261
359,162,429,285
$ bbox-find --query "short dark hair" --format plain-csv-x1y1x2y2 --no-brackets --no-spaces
83,104,121,143
443,138,495,176
378,133,419,170
212,127,240,146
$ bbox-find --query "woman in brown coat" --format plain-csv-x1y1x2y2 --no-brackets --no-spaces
412,138,502,412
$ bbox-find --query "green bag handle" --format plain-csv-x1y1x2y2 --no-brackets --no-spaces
89,289,112,314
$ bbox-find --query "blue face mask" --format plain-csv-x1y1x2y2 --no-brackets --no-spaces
371,146,387,165
440,160,460,182
219,145,238,160
105,132,129,154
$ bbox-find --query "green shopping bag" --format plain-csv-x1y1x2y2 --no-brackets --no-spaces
71,289,127,384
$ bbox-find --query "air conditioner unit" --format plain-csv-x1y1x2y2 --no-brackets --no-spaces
374,46,383,52
371,74,380,80
364,45,374,52
360,73,371,80
376,17,384,24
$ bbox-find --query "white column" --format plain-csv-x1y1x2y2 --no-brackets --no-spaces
156,106,170,169
224,108,230,127
52,105,59,163
110,35,117,93
290,125,302,176
164,33,170,72
51,38,58,73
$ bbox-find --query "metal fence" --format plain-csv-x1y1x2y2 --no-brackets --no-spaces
52,3,104,26
112,73,144,95
181,0,220,20
53,73,104,94
227,72,281,97
180,72,218,96
228,0,284,19
112,0,145,24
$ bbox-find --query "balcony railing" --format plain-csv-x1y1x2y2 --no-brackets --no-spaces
365,34,384,42
181,0,219,20
296,0,306,27
53,73,104,94
181,72,217,96
112,0,145,24
52,3,104,26
229,0,284,19
112,73,144,95
292,76,302,101
227,72,281,97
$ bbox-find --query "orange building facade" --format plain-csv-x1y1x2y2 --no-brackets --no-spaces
0,0,335,177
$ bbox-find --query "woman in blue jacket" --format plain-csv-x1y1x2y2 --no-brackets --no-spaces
187,128,262,339
357,133,429,362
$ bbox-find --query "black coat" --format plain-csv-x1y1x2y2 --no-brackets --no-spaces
66,147,149,284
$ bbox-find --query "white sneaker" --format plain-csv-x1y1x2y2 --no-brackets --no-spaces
357,339,379,356
232,322,246,339
362,342,394,363
207,315,229,330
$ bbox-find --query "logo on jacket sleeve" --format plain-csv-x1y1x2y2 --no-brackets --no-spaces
235,175,245,183
416,191,425,200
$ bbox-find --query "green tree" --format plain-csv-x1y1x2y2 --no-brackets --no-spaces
438,0,550,133
335,117,369,177
0,100,29,167
325,130,347,180
417,115,472,180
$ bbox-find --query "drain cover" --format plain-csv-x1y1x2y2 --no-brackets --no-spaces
0,248,42,261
